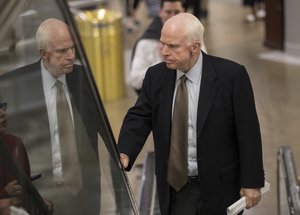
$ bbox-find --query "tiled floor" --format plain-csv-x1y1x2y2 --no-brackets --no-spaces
105,0,300,214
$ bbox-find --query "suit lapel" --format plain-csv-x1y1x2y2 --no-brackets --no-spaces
31,61,51,142
197,53,219,137
161,67,176,143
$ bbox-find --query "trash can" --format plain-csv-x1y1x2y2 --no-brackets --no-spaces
75,8,125,102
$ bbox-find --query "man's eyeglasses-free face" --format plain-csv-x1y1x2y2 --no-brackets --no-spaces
0,102,7,111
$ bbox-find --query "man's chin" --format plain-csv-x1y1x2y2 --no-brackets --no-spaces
64,66,73,73
165,62,176,69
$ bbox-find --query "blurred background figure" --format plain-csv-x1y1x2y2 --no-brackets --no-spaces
144,0,162,18
0,99,31,212
243,0,265,23
200,0,209,19
129,0,185,94
124,0,142,32
124,0,161,32
184,0,210,19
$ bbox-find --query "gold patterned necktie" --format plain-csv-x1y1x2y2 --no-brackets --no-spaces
167,75,189,191
56,80,82,195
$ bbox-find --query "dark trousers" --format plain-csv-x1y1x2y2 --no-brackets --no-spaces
169,182,243,215
170,183,205,215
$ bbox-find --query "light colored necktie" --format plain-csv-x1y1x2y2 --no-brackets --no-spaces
56,80,82,195
167,75,189,191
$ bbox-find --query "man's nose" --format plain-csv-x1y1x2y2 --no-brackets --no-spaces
160,45,169,56
66,48,75,59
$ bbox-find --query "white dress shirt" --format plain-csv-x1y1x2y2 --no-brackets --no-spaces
41,61,74,182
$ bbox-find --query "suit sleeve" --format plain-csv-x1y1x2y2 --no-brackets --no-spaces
233,66,265,188
118,69,153,171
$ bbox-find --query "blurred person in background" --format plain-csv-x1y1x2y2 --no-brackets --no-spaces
125,0,142,32
0,98,55,214
0,98,54,214
243,0,265,22
0,100,30,210
129,0,185,94
199,0,209,19
125,0,161,32
184,0,209,19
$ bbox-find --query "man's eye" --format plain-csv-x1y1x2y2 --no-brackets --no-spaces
55,49,64,53
168,44,179,49
56,48,70,53
159,43,180,49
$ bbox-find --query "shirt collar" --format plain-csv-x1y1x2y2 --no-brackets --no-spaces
176,53,203,84
41,61,67,90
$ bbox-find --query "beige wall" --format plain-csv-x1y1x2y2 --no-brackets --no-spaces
285,0,300,57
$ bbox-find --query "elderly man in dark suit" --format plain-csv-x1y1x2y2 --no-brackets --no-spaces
118,13,264,215
0,18,100,215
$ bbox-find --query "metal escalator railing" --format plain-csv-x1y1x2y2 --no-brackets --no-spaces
0,0,140,214
137,151,161,215
277,146,300,215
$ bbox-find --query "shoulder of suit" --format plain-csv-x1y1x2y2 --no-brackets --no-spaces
203,53,248,81
147,62,173,75
67,64,83,77
144,62,175,82
204,53,244,68
1,61,40,79
148,61,168,70
73,64,83,70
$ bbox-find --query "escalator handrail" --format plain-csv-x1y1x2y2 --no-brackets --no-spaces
277,146,300,215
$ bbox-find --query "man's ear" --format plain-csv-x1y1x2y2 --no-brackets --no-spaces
191,43,201,55
40,49,49,61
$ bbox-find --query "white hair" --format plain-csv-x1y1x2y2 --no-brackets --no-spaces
165,13,205,46
181,13,204,46
36,18,68,50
